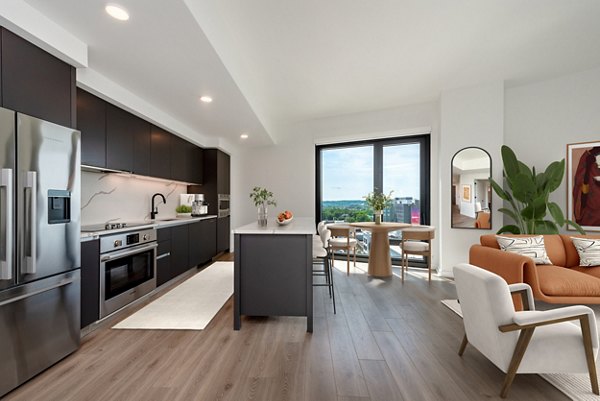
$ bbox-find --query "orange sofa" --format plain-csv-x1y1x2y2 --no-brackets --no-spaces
470,234,600,304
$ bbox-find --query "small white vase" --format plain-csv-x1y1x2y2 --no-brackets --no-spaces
258,204,268,226
374,210,383,224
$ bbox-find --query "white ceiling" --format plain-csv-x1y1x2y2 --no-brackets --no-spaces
24,0,600,145
23,0,273,147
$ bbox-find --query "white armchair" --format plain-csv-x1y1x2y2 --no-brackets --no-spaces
453,263,599,398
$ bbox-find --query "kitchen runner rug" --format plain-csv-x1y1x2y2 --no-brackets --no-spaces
441,299,599,401
113,261,233,330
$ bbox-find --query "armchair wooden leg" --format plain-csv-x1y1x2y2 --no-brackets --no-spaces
346,251,350,275
580,315,600,395
458,335,468,356
500,327,535,398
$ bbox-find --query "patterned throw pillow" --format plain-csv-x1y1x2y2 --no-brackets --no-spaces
571,237,600,267
495,236,552,265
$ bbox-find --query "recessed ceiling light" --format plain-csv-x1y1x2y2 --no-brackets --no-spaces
240,133,249,139
200,96,213,103
105,4,129,21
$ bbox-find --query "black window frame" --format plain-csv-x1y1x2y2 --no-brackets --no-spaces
315,134,431,266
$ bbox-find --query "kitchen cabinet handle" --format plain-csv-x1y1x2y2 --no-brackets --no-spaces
100,243,158,262
24,171,37,274
156,252,170,260
0,168,13,280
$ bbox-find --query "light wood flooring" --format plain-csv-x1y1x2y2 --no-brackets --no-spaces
4,254,568,401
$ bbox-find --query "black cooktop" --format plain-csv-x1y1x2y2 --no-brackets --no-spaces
81,222,149,233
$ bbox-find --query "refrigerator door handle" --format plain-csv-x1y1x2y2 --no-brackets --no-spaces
23,171,37,274
0,168,13,280
0,277,75,307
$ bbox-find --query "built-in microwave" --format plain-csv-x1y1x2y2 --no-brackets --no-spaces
218,194,230,217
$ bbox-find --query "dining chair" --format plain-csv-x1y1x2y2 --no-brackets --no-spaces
328,225,357,276
400,226,435,282
454,263,599,398
312,228,336,313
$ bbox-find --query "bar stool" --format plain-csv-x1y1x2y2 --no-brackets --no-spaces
312,228,336,314
401,226,435,282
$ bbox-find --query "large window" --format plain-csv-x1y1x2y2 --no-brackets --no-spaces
316,135,430,264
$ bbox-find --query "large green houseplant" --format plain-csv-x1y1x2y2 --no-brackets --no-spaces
490,145,585,235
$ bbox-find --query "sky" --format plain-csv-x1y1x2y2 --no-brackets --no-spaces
321,143,420,201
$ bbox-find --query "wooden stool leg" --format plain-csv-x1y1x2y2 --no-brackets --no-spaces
428,252,432,283
353,247,356,267
347,250,350,275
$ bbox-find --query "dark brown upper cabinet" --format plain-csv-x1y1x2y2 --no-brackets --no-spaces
216,150,230,194
106,104,150,174
1,28,75,128
77,89,106,167
150,125,171,179
170,135,188,182
188,142,203,184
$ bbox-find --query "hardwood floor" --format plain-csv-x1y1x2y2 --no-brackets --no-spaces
4,255,568,401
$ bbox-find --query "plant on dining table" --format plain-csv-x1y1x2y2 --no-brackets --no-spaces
364,189,394,224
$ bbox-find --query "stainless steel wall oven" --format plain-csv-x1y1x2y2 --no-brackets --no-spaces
99,228,157,318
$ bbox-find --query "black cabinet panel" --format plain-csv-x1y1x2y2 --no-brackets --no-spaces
157,240,172,287
77,88,106,167
132,117,151,176
157,227,171,242
1,28,74,127
188,222,203,267
106,104,133,172
81,240,100,328
217,217,230,253
170,135,188,182
150,126,171,179
217,150,230,194
200,218,217,263
171,224,189,276
189,144,203,185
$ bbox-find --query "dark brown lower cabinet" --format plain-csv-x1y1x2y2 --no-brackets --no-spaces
189,218,216,267
81,239,100,329
217,217,230,253
156,239,172,287
171,224,190,277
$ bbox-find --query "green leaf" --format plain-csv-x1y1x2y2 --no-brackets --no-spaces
547,202,565,226
544,159,565,192
489,178,510,201
566,219,587,235
534,172,547,194
498,207,521,225
521,196,546,220
518,161,533,178
501,145,520,179
496,224,521,234
511,173,537,203
534,220,559,234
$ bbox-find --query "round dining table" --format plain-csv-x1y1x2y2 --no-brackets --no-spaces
350,222,412,278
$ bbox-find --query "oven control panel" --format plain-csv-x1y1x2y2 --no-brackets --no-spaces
100,228,157,254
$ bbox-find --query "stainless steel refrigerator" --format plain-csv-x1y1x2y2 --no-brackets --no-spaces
0,108,81,397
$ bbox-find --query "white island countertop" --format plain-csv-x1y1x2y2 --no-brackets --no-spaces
233,217,315,235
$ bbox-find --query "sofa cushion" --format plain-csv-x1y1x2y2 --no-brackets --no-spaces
536,265,600,297
496,236,552,264
571,237,600,266
571,265,600,279
560,234,600,268
480,234,566,266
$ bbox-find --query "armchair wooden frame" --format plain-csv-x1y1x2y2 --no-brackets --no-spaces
400,228,434,283
458,287,599,398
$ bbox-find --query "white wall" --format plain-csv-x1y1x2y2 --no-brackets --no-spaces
439,82,504,276
231,101,441,268
505,67,600,229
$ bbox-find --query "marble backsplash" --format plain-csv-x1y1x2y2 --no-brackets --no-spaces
81,171,189,225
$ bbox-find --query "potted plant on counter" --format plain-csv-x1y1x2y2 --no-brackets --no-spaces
250,187,277,226
364,189,394,224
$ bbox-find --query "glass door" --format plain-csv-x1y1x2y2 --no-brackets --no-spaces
382,142,423,263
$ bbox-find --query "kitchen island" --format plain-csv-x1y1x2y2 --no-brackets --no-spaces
233,217,314,332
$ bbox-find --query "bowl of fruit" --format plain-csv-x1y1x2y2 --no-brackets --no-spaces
277,210,294,225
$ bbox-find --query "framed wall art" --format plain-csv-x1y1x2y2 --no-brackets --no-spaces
462,184,471,202
567,141,600,231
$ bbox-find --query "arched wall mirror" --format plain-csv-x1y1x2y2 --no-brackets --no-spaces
451,147,492,229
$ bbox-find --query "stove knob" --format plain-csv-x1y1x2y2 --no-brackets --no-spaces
114,240,122,247
142,234,148,241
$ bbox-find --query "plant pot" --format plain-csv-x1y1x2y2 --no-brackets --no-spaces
258,204,268,226
374,210,383,224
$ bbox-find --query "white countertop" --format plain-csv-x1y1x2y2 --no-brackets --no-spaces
233,217,315,235
80,215,218,241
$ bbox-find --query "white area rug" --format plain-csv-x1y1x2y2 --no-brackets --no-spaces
441,299,599,401
113,261,233,330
